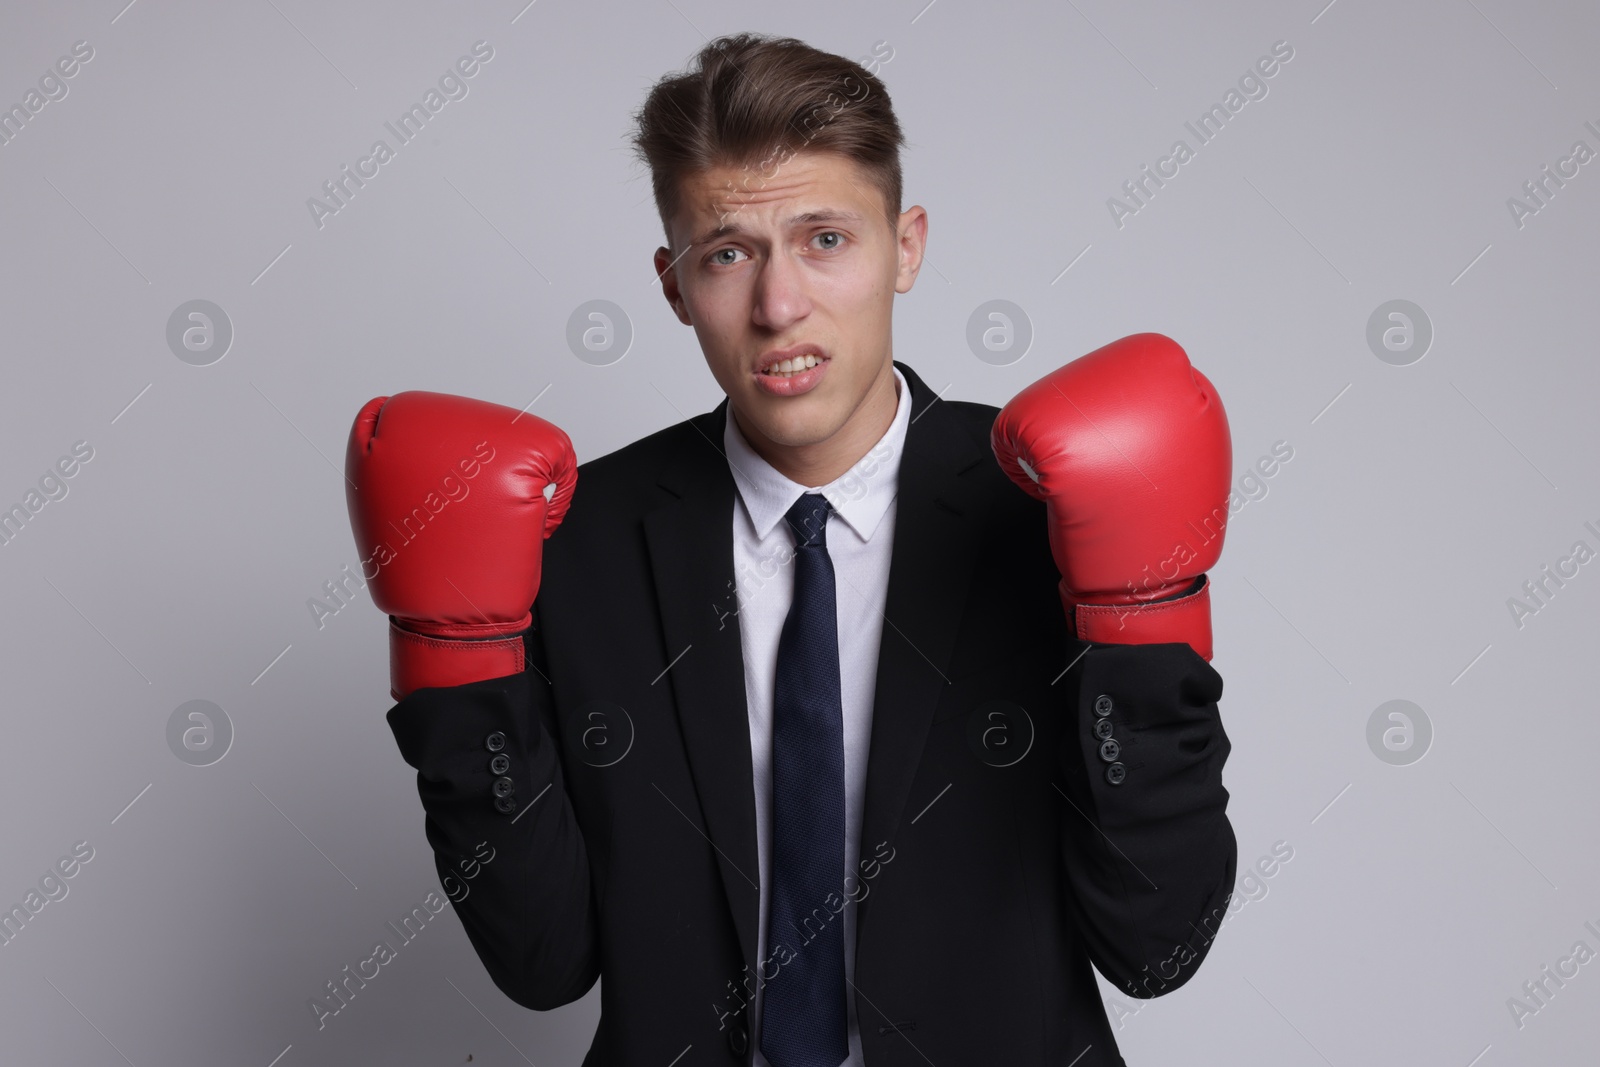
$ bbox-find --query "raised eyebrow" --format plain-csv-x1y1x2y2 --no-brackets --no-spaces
690,210,864,249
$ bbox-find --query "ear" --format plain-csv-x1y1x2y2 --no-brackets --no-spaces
894,205,928,295
654,246,693,325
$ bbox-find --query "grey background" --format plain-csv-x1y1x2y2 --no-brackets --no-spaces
1,0,1595,1063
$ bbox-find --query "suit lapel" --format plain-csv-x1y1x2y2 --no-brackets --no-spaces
855,362,990,947
641,363,992,976
642,400,764,973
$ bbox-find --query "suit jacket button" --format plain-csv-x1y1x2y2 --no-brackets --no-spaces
490,753,511,775
492,776,516,798
493,795,517,814
1093,718,1113,740
1105,761,1126,785
486,731,507,753
1093,694,1114,717
727,1023,748,1055
1099,738,1121,762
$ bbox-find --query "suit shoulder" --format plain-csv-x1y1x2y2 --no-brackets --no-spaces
932,395,1043,527
576,410,713,490
555,407,725,543
934,398,1002,470
943,398,1001,433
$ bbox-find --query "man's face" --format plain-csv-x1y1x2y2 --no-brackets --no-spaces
654,150,926,462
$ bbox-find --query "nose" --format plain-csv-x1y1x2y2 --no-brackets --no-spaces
751,249,811,331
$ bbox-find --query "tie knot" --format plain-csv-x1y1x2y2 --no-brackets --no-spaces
783,492,832,548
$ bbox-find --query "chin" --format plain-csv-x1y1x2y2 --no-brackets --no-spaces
751,408,840,450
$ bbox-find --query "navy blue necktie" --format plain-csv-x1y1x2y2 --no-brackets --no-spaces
761,493,849,1067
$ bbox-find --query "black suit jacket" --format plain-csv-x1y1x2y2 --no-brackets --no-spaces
387,360,1237,1066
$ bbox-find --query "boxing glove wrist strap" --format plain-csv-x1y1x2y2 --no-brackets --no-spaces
1065,574,1214,662
387,616,528,702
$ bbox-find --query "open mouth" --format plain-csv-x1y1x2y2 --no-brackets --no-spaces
761,353,828,378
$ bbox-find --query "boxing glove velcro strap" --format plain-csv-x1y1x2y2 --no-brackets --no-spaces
1068,575,1214,663
388,618,527,701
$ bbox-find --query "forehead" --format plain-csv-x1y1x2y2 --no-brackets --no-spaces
673,151,881,244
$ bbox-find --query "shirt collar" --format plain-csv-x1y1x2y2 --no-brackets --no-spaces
724,364,911,544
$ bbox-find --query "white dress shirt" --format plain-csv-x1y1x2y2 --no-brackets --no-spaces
723,365,912,1066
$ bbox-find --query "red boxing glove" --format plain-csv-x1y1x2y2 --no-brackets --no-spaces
345,391,577,699
991,333,1231,661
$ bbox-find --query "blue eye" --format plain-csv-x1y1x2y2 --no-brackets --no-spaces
816,232,844,250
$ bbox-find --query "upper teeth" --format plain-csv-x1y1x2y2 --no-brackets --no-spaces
767,354,821,375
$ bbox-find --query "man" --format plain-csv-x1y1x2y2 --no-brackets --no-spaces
346,32,1237,1066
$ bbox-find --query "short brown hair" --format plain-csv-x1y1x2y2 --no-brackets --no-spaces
629,33,906,250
